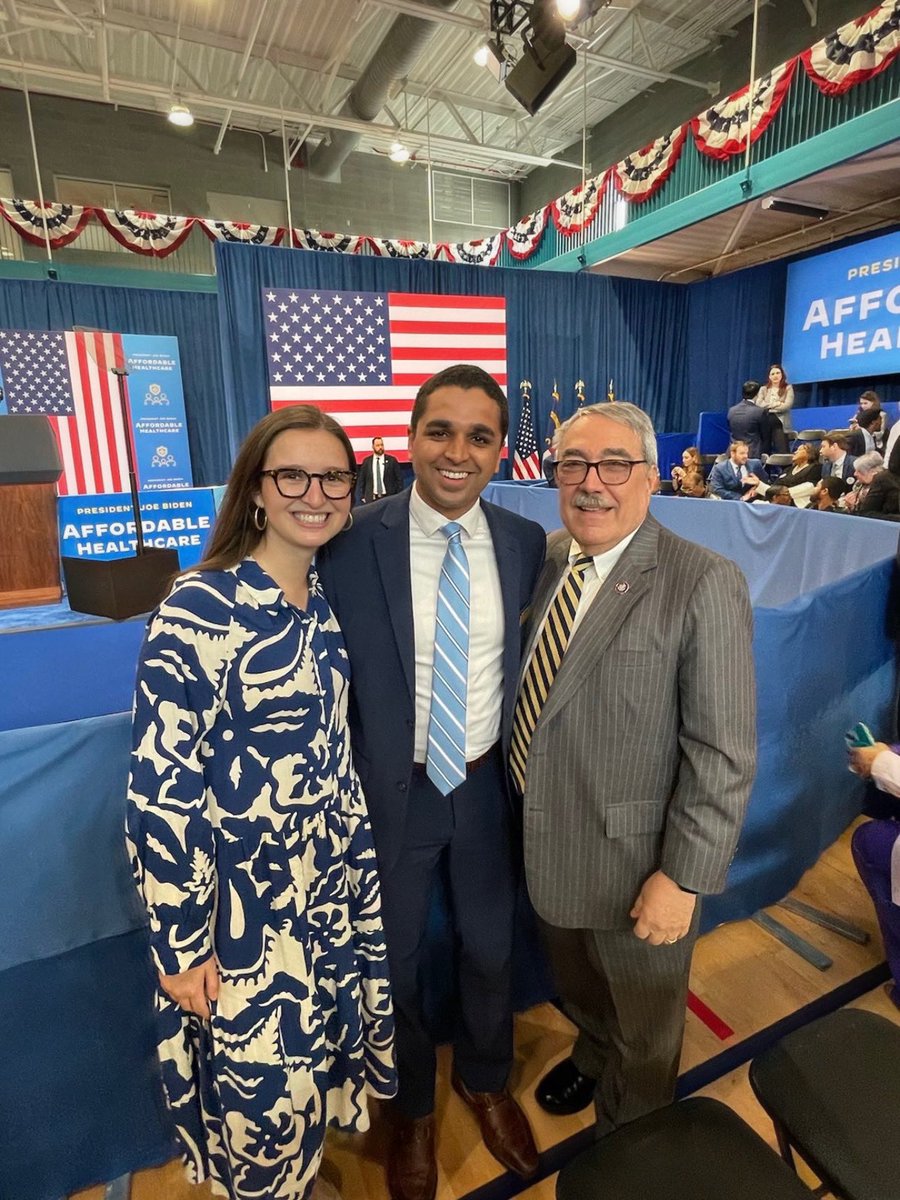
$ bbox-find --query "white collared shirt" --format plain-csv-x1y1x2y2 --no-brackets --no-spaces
525,527,640,671
409,483,504,761
832,453,847,478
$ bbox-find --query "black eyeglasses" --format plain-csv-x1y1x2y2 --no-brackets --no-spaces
553,458,649,486
259,467,357,499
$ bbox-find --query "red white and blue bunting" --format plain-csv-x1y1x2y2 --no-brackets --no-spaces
0,198,90,248
369,237,445,259
802,0,900,95
291,229,368,253
551,174,607,234
505,206,549,259
442,236,503,266
691,58,797,160
0,6,897,269
612,127,689,202
198,220,284,246
95,209,195,257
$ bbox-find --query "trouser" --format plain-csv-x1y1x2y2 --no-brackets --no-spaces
378,748,517,1118
541,903,700,1135
852,819,900,1004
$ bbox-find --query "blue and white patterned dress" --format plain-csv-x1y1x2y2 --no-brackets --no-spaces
126,558,396,1200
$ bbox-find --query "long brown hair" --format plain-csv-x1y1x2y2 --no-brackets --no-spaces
194,405,357,574
767,363,789,394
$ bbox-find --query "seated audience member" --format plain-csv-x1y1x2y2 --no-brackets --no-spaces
671,446,701,493
766,485,794,506
849,740,900,1011
852,391,891,453
844,452,900,515
813,475,851,511
820,432,856,484
679,470,708,498
753,443,821,508
707,441,769,501
727,382,766,459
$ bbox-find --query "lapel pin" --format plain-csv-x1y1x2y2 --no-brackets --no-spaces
615,580,630,594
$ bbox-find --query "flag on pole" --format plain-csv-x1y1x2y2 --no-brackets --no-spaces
513,380,541,480
548,379,561,440
0,329,131,495
607,378,616,403
262,287,508,462
575,378,586,407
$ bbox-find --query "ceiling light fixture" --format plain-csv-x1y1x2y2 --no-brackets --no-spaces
167,102,194,128
474,43,490,66
389,142,410,163
555,0,581,19
762,196,829,219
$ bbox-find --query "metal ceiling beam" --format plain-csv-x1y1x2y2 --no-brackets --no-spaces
213,0,270,154
0,54,584,169
359,0,486,29
12,3,524,121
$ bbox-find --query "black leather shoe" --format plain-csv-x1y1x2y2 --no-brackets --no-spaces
535,1057,596,1116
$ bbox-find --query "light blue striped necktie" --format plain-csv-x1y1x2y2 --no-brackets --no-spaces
426,522,470,795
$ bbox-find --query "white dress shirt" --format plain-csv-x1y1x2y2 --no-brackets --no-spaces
525,527,640,672
373,454,384,496
409,483,504,762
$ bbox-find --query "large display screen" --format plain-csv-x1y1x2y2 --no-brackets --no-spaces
782,228,900,384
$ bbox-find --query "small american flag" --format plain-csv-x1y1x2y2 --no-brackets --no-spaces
0,329,130,496
263,287,507,462
513,386,541,480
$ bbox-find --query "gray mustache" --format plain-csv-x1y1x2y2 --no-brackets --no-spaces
573,493,614,511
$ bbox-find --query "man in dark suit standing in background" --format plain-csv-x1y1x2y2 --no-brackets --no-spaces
512,402,756,1134
357,434,403,503
318,364,545,1200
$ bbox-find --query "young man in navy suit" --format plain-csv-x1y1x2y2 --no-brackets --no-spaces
317,364,546,1200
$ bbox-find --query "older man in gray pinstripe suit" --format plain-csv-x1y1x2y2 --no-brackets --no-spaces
511,402,756,1134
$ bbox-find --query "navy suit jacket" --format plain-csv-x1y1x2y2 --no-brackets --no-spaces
707,458,768,500
821,454,856,483
317,488,546,873
727,400,766,460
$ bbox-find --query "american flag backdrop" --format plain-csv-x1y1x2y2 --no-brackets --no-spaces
0,329,131,496
263,288,507,462
512,388,542,480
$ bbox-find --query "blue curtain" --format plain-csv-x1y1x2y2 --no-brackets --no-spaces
215,243,697,475
0,278,228,485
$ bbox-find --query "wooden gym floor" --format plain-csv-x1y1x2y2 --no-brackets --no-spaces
73,819,898,1200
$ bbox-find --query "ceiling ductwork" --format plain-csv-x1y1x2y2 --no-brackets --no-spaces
307,0,461,181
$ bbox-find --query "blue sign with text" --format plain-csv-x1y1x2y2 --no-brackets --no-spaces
58,488,218,569
123,334,193,489
783,229,900,383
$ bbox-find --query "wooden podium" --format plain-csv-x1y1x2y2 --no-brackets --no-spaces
0,415,63,609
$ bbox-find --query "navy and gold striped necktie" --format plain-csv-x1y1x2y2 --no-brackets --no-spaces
509,555,593,793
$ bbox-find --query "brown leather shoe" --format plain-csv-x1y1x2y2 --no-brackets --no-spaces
387,1113,437,1200
452,1073,539,1179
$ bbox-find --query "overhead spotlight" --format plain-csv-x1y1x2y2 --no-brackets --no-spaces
762,195,829,220
556,0,581,18
167,102,194,128
389,142,410,163
476,38,510,82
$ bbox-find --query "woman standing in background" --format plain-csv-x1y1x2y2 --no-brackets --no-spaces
756,364,794,452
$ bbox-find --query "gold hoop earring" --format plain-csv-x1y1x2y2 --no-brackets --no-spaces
253,505,267,531
343,512,354,532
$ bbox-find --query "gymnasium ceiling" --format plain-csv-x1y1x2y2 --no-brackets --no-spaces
0,0,758,180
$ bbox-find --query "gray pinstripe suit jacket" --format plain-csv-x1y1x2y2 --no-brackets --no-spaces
520,514,757,931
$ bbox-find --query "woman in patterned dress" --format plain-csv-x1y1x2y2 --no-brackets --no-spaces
126,406,396,1200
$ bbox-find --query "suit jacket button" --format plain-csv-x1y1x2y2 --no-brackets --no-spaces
397,782,407,792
